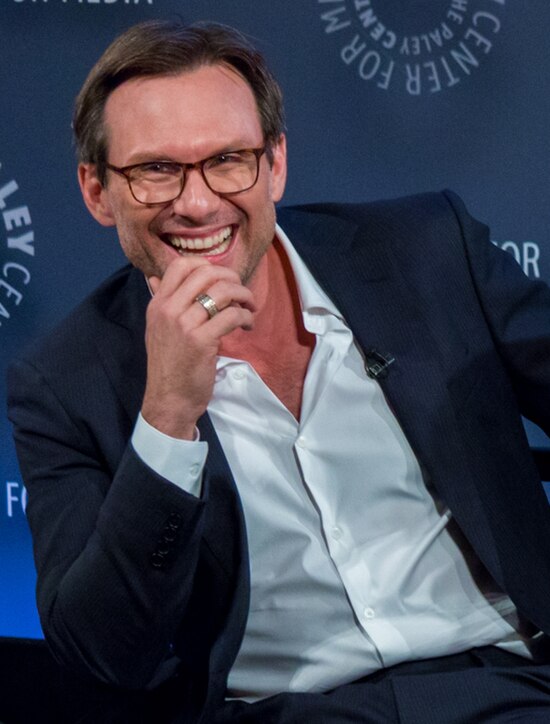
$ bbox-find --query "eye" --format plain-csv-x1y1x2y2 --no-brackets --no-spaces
137,162,181,177
207,152,245,168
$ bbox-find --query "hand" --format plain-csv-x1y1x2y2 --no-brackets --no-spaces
141,256,256,439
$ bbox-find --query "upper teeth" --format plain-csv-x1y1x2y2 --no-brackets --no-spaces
170,226,232,252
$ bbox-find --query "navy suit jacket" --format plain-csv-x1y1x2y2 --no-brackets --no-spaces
8,190,550,722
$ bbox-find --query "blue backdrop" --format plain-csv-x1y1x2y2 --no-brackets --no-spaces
2,0,550,639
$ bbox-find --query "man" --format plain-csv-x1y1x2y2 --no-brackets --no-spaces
8,19,550,724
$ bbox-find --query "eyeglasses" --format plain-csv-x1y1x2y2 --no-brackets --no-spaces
105,147,266,205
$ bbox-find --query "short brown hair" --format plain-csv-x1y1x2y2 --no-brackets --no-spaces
73,20,285,183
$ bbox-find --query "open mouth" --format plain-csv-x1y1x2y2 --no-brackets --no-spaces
165,225,233,257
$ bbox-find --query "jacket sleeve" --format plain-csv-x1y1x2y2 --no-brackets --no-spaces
7,354,208,690
442,188,550,435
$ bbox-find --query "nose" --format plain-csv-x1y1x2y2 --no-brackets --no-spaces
170,166,221,220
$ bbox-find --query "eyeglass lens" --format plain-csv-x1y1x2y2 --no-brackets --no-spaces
128,150,260,204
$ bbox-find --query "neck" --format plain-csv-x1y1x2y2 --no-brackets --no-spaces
220,240,298,355
220,239,315,420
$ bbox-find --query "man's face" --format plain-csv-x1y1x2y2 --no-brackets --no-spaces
79,64,287,284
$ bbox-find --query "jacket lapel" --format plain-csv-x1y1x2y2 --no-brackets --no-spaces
277,206,501,575
95,266,149,426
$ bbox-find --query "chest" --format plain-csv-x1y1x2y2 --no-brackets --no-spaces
245,328,314,420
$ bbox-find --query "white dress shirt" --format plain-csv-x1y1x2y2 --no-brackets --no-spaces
133,226,541,700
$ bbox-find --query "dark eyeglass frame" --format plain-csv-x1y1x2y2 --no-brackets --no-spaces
105,146,267,205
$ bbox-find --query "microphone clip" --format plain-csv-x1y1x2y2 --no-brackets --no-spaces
364,349,395,379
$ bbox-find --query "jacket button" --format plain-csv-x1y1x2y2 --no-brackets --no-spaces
151,552,166,569
167,513,183,528
156,542,170,556
162,525,178,542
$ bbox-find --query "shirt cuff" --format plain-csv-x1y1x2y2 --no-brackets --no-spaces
131,413,208,497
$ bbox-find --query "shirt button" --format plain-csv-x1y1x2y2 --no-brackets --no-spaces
331,526,343,541
232,368,245,381
363,607,375,620
296,436,307,448
189,463,200,477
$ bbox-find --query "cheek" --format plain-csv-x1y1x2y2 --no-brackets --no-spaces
111,204,156,239
245,187,277,228
257,197,276,234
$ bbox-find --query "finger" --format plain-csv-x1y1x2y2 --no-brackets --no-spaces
156,256,245,300
185,287,255,330
196,303,255,337
155,265,253,320
195,279,256,315
147,274,256,335
153,256,213,297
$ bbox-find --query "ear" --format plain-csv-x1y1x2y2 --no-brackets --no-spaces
269,133,287,203
78,163,116,227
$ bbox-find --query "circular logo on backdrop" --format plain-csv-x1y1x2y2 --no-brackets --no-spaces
0,163,34,331
317,0,506,95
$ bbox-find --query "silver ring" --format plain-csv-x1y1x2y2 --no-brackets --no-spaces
195,293,219,319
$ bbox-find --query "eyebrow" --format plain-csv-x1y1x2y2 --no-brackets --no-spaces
124,141,262,166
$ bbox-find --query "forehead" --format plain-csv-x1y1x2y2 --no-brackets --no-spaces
103,64,263,162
